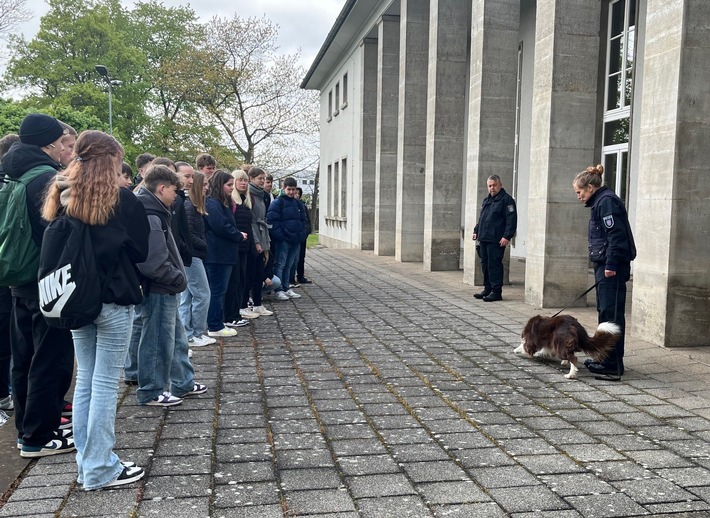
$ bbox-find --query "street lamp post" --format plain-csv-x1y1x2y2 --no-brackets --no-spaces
94,65,121,135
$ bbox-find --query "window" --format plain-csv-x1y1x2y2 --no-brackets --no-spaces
333,161,340,216
340,158,347,218
327,91,333,121
334,82,340,116
342,73,348,108
302,179,308,185
327,164,333,217
602,0,637,206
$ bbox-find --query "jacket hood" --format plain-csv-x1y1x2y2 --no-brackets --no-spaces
1,142,59,179
135,186,171,215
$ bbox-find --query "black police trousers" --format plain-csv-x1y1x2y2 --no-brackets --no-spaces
479,241,505,294
594,262,630,371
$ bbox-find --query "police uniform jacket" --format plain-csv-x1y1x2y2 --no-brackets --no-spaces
474,188,517,243
586,185,636,271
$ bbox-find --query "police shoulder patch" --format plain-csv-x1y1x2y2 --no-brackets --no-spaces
507,205,515,213
603,215,614,228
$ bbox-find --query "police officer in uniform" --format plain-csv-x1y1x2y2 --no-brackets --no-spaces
573,165,636,377
472,175,517,302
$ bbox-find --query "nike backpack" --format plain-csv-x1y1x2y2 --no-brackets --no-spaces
38,215,102,329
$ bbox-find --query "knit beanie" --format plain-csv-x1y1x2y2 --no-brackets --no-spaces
19,114,65,147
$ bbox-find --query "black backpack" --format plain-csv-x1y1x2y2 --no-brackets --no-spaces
38,215,102,329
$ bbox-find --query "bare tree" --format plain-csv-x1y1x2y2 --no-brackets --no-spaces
0,0,31,38
186,15,320,171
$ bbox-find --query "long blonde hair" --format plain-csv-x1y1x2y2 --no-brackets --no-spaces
42,130,122,225
189,171,208,215
231,169,252,208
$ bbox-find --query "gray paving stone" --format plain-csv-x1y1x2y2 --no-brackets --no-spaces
565,493,649,517
391,443,450,462
143,474,211,499
137,497,210,517
149,454,212,475
283,488,357,514
488,486,570,513
346,473,416,498
611,477,696,504
562,444,626,463
417,480,490,505
276,449,335,469
470,465,540,488
5,485,67,502
330,439,388,457
216,443,273,463
538,473,616,496
16,472,76,488
215,461,275,484
154,437,212,457
216,427,268,445
431,502,509,517
455,448,517,469
357,495,432,517
402,462,469,483
280,468,341,491
60,488,138,516
213,480,281,507
337,454,401,476
624,449,696,469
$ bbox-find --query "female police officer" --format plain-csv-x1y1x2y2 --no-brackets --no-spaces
573,165,636,377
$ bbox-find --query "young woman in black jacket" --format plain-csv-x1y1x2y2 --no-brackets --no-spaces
42,130,149,490
179,171,215,347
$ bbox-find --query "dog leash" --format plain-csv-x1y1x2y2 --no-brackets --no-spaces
550,280,602,318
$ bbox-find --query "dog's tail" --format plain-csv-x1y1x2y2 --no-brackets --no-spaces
581,322,620,360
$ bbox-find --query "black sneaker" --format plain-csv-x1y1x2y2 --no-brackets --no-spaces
21,432,75,458
483,292,502,302
297,277,312,284
473,290,491,299
98,465,145,490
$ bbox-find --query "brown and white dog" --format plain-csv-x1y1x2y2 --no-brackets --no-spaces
515,315,620,379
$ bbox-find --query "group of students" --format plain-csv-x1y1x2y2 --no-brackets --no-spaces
0,113,312,491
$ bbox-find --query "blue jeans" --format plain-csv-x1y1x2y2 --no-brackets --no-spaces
136,293,177,404
124,303,142,382
179,258,210,339
72,303,133,490
170,311,195,397
204,264,233,331
273,241,300,292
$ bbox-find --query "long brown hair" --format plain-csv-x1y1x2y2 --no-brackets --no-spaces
207,170,234,207
42,130,123,225
189,171,208,215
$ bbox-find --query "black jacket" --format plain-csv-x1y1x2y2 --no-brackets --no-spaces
171,190,194,267
1,142,60,298
184,197,208,261
233,195,255,254
89,188,150,305
474,188,517,243
586,186,636,270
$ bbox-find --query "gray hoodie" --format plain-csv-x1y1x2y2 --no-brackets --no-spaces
135,187,187,295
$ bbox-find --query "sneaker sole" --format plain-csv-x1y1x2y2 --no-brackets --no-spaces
21,445,76,458
181,389,208,397
144,400,182,407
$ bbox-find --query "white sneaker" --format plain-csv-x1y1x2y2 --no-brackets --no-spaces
285,289,301,299
251,305,273,316
198,335,217,345
190,335,212,347
239,308,259,319
188,348,193,358
274,291,290,301
208,327,237,337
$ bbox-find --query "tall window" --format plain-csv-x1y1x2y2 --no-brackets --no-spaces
602,0,637,205
327,163,333,217
342,73,348,107
328,91,333,121
334,82,340,116
340,158,347,218
333,161,340,217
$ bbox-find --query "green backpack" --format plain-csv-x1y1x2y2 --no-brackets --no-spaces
0,165,56,287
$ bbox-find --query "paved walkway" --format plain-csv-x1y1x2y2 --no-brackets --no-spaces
2,247,710,517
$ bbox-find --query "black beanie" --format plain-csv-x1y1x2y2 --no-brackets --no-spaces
19,113,65,147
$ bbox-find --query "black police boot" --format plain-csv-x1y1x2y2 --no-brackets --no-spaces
483,292,502,302
473,289,491,300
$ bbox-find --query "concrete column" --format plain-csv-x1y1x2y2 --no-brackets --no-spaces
423,0,471,271
374,16,400,256
359,38,378,250
395,0,429,263
631,0,710,347
524,0,601,307
463,0,520,286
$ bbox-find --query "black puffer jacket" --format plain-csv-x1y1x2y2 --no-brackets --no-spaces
233,195,255,253
171,191,194,267
184,197,208,261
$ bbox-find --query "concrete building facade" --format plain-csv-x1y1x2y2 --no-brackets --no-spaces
302,0,710,348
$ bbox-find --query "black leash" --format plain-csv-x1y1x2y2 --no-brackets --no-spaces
550,280,602,318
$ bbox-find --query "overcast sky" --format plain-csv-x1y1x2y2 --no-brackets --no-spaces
12,0,345,69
